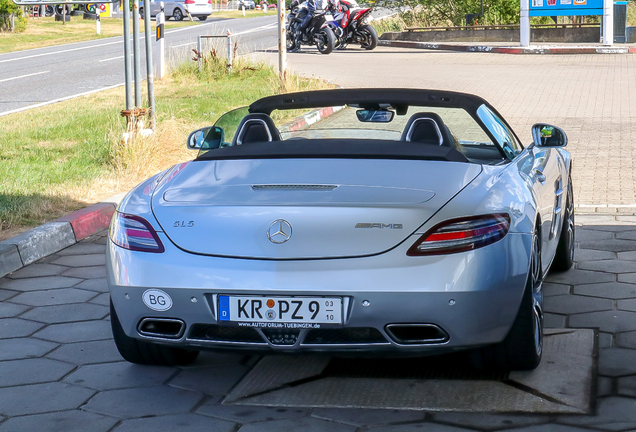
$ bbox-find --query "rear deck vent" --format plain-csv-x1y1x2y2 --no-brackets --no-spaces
188,324,265,343
303,327,388,345
251,184,338,191
385,324,449,345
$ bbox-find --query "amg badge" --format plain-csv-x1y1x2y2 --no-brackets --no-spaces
355,223,403,229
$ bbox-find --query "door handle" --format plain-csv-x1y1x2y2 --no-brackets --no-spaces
534,170,546,183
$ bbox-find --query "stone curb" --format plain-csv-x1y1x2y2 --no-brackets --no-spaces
379,39,636,54
0,194,125,279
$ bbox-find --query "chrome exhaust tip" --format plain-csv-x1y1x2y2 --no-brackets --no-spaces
138,318,186,339
385,324,449,345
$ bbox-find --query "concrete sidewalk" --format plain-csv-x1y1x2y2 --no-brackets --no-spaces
379,39,636,54
0,214,633,430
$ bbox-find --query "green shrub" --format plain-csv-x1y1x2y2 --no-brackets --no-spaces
374,0,520,27
0,0,26,32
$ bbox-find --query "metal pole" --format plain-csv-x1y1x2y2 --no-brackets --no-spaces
132,0,142,107
198,36,202,71
277,0,286,86
155,3,165,79
520,0,530,47
122,0,133,110
227,30,232,74
143,0,155,129
602,0,613,45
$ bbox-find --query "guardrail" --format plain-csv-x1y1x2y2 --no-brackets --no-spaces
405,23,600,32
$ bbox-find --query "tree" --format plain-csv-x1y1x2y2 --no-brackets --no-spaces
377,0,520,26
0,0,27,32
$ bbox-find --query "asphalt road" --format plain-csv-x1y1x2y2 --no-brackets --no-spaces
0,15,278,117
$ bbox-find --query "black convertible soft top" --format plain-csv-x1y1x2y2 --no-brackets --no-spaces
249,88,494,116
195,139,469,163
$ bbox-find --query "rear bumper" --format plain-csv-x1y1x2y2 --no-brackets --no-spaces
185,4,212,14
107,231,532,355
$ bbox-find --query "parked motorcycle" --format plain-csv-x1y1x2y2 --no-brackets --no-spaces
326,0,378,50
286,1,337,55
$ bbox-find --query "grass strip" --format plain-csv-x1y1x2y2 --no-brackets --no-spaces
0,11,267,55
0,47,331,240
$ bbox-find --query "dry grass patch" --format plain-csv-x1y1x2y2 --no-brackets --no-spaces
0,52,332,241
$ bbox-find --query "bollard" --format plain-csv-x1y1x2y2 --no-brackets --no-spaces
96,9,101,35
155,3,165,79
241,4,245,16
227,29,233,74
132,0,142,107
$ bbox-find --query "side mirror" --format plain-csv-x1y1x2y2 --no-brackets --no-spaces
186,126,225,150
532,123,567,148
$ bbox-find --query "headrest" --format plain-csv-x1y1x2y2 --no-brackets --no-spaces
401,112,454,148
233,114,281,146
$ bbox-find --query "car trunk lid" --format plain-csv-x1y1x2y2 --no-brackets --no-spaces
151,159,482,259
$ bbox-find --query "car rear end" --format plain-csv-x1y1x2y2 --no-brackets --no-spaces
107,157,531,356
184,0,212,18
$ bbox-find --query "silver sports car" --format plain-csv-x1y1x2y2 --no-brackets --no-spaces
107,88,574,370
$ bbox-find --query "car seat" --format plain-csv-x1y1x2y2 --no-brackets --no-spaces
233,113,281,146
401,112,454,147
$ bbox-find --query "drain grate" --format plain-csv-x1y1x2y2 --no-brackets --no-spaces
223,329,595,414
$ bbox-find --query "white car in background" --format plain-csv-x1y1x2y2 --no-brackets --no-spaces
140,0,213,21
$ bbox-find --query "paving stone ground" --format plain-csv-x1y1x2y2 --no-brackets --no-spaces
251,47,636,210
0,215,633,430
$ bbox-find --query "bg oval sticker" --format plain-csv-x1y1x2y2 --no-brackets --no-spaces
142,289,173,311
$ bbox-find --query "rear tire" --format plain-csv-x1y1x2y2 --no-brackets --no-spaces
173,8,184,21
470,230,543,371
110,300,199,366
358,24,378,50
551,173,575,271
198,15,208,21
316,27,335,55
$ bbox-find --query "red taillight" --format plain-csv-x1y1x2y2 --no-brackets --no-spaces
110,212,165,253
407,214,510,256
185,0,195,4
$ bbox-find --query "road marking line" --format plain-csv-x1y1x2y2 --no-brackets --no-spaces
0,83,124,118
0,70,49,83
0,20,275,64
171,42,196,48
169,23,276,49
231,22,277,36
0,41,122,64
99,56,125,62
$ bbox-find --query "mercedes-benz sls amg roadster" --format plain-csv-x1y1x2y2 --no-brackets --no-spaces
107,88,574,370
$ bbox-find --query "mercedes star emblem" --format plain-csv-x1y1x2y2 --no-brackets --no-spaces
268,219,292,244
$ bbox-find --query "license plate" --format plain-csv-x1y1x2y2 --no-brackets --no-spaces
218,295,342,327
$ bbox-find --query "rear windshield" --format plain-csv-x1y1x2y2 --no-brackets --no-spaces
203,105,506,165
